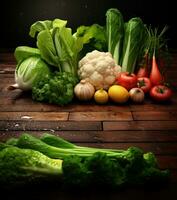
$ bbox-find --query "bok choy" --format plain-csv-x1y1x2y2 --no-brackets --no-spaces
121,17,147,73
28,19,84,77
29,18,67,38
106,8,124,65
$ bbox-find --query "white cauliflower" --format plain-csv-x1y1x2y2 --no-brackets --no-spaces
78,50,121,90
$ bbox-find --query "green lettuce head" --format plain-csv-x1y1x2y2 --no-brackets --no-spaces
14,56,51,91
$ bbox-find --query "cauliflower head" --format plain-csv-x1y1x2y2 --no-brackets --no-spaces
78,50,121,90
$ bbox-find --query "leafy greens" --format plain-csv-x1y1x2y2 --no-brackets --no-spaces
121,17,148,73
106,8,124,65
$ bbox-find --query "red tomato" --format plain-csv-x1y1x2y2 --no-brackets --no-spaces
137,77,152,93
150,85,172,102
116,72,137,91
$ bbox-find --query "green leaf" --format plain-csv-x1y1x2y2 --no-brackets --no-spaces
58,27,75,60
106,8,124,64
29,20,53,38
37,30,61,69
52,19,67,28
74,24,107,58
14,46,41,63
29,19,68,38
121,18,147,73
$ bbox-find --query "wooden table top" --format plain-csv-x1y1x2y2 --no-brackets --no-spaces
0,51,177,200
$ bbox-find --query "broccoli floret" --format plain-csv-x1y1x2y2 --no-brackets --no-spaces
32,71,78,105
85,152,126,188
141,167,170,184
142,152,170,184
143,152,158,168
0,146,62,186
62,155,91,188
62,152,126,189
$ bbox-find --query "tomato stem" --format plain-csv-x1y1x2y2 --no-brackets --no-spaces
158,87,164,94
138,79,145,87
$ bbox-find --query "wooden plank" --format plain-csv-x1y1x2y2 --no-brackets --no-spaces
1,130,177,143
0,100,131,112
157,155,177,169
133,111,177,120
0,78,15,91
0,73,14,78
0,89,23,104
0,112,69,121
103,121,177,131
130,101,177,111
69,111,133,121
0,121,102,131
0,77,14,84
0,102,65,111
0,63,15,73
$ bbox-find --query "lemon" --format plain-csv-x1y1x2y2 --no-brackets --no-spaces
94,88,109,104
108,85,129,103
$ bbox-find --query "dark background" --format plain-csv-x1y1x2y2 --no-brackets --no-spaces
1,0,176,50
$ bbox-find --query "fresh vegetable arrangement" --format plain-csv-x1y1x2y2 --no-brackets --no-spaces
9,8,173,105
0,133,170,189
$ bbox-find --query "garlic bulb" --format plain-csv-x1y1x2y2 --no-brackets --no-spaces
74,80,95,101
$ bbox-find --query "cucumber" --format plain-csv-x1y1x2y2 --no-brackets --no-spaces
14,46,41,63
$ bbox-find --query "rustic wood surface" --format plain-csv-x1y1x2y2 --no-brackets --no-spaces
0,51,177,200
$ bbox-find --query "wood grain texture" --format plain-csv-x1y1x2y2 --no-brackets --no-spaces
103,121,177,131
0,121,102,131
133,111,177,120
0,112,69,121
130,101,177,111
0,63,15,73
0,98,131,111
69,111,133,121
